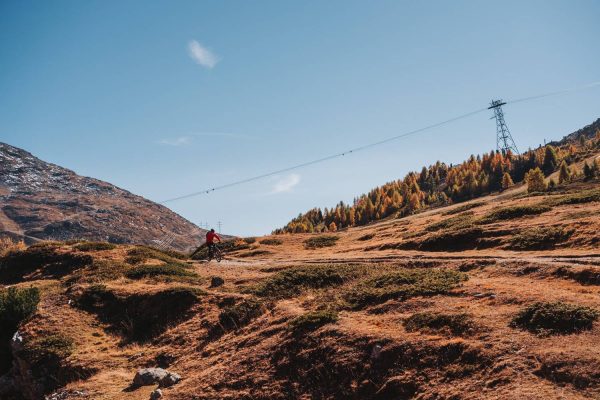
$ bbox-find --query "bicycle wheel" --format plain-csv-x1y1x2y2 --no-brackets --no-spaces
216,250,222,262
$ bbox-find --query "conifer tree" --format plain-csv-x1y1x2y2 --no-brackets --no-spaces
501,172,514,190
525,168,546,193
583,161,594,181
558,160,571,184
328,222,337,232
542,146,559,175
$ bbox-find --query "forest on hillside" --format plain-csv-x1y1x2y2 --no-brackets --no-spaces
275,121,600,234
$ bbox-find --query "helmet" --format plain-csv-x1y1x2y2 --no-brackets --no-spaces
210,229,215,232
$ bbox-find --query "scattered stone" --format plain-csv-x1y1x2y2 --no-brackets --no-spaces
159,372,181,387
150,389,163,400
210,276,225,287
133,368,168,386
133,368,182,388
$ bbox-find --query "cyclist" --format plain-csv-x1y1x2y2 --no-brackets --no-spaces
206,229,222,259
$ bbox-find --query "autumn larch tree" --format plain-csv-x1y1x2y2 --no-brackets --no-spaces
525,168,546,193
501,172,514,191
558,160,571,184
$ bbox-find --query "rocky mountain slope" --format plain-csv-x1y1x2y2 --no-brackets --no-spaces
0,143,204,251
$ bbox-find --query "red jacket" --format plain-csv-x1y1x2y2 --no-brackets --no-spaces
206,231,221,244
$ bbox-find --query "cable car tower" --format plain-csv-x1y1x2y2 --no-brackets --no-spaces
489,99,519,155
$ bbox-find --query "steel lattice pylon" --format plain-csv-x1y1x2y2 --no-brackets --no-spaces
488,99,519,155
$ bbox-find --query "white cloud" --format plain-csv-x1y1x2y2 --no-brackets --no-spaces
270,174,300,194
157,136,191,146
187,40,219,69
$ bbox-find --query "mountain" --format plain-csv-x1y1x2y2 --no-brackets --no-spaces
0,143,204,251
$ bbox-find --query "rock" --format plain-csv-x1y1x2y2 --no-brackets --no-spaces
133,368,168,386
150,389,163,400
159,372,181,387
210,276,225,287
370,344,383,360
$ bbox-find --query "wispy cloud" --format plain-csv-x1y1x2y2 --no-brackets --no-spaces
156,132,255,147
270,174,301,194
187,40,219,69
157,136,191,146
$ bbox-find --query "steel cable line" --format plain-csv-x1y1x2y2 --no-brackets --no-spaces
160,80,600,204
159,107,489,203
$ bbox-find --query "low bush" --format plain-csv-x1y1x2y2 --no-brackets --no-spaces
418,227,484,251
259,238,283,246
125,263,197,280
511,301,598,334
479,204,551,224
288,310,338,334
0,246,92,283
251,265,359,298
22,333,74,365
425,213,475,232
65,260,130,285
74,286,200,342
243,237,257,244
304,235,340,249
442,202,484,216
357,233,375,241
0,287,41,374
550,189,600,206
507,226,573,250
125,246,186,265
217,298,265,332
344,268,467,309
403,312,474,335
74,242,116,252
553,266,600,286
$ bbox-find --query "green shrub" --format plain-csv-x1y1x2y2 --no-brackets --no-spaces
288,310,338,333
441,202,484,216
0,246,92,283
418,227,483,251
344,268,467,309
304,235,339,249
74,286,200,342
65,260,130,285
550,189,600,205
243,237,257,244
125,246,187,265
479,204,551,224
22,333,74,365
259,238,283,246
251,265,359,298
553,266,600,286
218,298,264,331
508,226,573,250
425,213,475,232
403,312,474,335
0,287,41,373
357,233,375,241
125,263,197,280
511,302,598,334
74,242,117,252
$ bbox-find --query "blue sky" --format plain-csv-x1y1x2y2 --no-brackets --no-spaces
1,1,599,236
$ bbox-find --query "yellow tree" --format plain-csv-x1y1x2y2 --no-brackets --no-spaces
525,167,546,193
501,172,514,190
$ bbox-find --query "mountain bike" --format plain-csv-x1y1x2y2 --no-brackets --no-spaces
207,243,223,262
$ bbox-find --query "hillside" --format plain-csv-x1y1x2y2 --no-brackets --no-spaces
276,118,600,234
1,170,599,399
0,143,205,252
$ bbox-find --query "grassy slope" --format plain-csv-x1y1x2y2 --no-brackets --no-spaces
1,177,600,399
